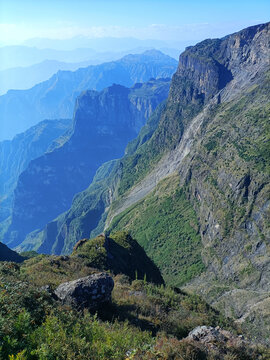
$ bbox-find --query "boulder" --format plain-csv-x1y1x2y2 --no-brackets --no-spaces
54,272,114,310
188,326,245,347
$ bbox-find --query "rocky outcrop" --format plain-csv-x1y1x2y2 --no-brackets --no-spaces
54,273,114,310
0,50,177,140
187,326,248,356
188,326,244,345
3,78,170,249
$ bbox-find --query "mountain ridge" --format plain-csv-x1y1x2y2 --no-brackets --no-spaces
18,21,270,343
1,22,269,344
0,50,177,140
0,118,72,222
3,78,171,249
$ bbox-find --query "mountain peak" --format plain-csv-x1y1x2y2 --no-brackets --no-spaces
121,49,177,64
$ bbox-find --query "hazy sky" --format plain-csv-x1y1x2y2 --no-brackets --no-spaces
0,0,269,45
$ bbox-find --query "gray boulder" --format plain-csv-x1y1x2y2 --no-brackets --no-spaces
188,326,245,346
54,272,114,310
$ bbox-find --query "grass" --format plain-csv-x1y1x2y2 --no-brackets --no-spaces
0,260,268,360
109,175,205,287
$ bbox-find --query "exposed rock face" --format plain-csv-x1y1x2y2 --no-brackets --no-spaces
31,22,270,342
104,23,270,343
4,22,269,342
105,23,270,224
188,326,241,343
187,326,247,353
0,50,177,140
0,118,71,222
54,273,114,310
3,78,170,249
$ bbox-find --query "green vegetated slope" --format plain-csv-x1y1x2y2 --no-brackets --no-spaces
116,74,205,198
4,78,171,251
9,22,269,347
108,71,270,343
106,24,270,344
1,234,269,360
180,70,270,341
109,175,205,287
20,231,163,286
19,159,119,255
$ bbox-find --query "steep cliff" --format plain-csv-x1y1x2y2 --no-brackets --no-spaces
3,78,171,249
28,22,270,343
0,50,177,140
106,22,270,343
0,119,72,222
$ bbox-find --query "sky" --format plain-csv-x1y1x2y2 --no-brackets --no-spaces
0,0,269,46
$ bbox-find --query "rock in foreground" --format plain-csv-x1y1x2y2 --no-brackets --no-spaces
54,273,114,310
188,326,246,350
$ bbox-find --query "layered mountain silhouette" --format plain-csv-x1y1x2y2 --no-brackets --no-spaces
8,22,269,343
0,118,72,222
1,22,269,344
0,59,99,95
0,50,177,140
2,78,171,249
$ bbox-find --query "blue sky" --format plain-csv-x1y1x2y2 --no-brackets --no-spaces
0,0,269,45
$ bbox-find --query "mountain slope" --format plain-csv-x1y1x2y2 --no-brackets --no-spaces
26,22,270,343
2,242,263,360
0,119,72,223
0,242,23,262
3,78,171,249
106,22,270,343
0,50,177,140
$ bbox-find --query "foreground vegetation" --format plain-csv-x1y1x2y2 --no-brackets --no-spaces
0,233,269,359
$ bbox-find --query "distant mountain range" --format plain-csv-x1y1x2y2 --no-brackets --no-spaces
0,46,179,96
1,23,269,345
0,58,115,96
0,45,134,71
8,22,269,344
0,118,72,222
0,50,177,140
23,36,169,52
2,78,171,249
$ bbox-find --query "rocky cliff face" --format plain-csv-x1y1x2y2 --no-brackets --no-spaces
3,78,170,249
105,22,270,343
0,50,177,140
27,22,270,343
5,22,269,343
0,119,72,222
